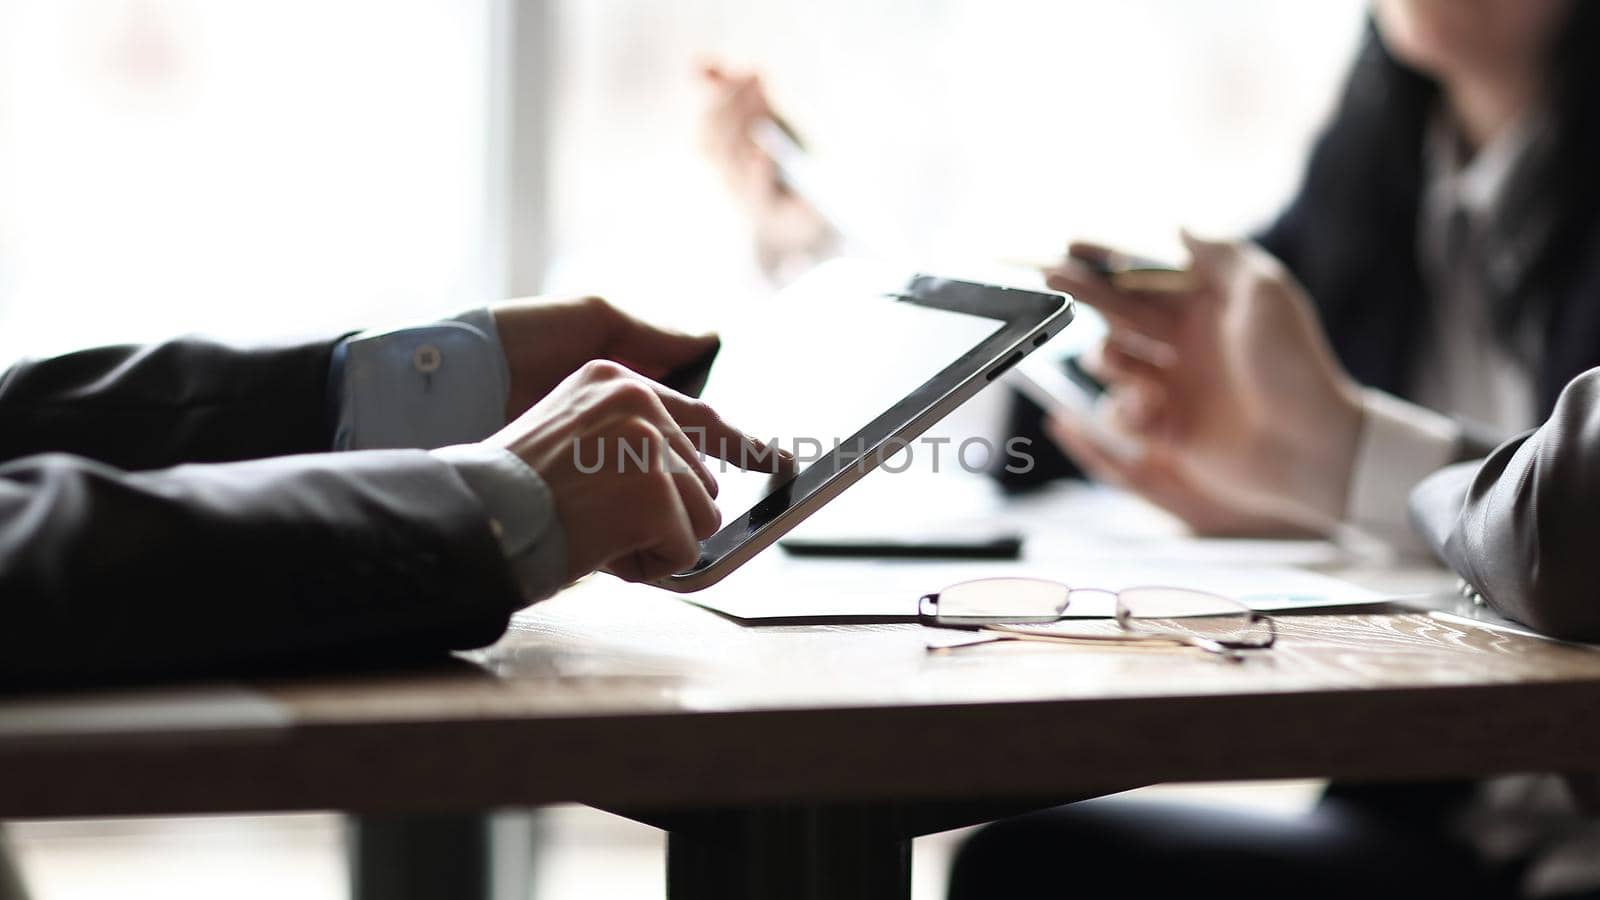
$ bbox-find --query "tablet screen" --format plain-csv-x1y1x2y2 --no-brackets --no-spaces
686,262,1068,577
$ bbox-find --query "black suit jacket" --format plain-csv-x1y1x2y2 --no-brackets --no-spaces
1410,367,1600,642
0,336,521,686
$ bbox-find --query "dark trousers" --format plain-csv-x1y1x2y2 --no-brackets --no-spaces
948,782,1524,900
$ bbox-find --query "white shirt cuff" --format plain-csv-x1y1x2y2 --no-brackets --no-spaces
431,443,568,606
1345,388,1463,552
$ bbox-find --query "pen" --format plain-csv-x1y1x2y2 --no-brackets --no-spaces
766,111,806,151
1000,251,1200,294
751,115,907,258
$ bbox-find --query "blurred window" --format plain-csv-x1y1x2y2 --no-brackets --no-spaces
544,0,1368,323
541,0,1369,443
0,0,496,360
0,1,1369,366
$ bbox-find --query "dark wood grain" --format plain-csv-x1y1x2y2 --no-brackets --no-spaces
3,575,1599,820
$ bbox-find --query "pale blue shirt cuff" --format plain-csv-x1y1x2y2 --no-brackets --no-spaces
331,309,568,606
332,308,509,451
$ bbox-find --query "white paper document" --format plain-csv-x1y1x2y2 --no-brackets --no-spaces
683,550,1383,624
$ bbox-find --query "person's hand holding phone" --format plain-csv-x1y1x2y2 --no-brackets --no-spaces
1041,233,1365,536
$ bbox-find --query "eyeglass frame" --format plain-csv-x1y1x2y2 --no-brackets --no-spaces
917,578,1278,658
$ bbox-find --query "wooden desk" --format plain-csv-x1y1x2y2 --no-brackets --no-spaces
3,572,1600,898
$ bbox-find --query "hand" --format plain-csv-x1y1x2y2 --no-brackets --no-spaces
1044,412,1319,537
698,63,832,271
485,360,792,583
1042,234,1365,535
491,296,717,420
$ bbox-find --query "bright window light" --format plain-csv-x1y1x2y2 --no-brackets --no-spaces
0,0,496,362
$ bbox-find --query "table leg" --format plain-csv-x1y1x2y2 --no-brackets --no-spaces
664,805,911,900
349,814,491,900
0,828,29,900
610,793,1115,900
347,812,535,900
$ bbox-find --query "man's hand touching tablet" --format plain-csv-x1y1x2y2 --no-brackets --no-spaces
492,296,720,420
485,360,791,583
1042,233,1365,536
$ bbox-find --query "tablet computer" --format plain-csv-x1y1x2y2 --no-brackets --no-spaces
655,263,1073,592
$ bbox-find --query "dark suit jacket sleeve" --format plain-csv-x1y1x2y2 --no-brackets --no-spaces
1409,368,1600,641
0,448,523,685
0,336,344,470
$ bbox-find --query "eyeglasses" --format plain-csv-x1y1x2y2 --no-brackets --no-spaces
919,577,1276,661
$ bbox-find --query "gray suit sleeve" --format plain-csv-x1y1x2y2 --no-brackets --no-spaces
0,449,523,686
1409,368,1600,641
0,335,346,469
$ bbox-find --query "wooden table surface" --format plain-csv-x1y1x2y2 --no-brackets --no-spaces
4,566,1600,822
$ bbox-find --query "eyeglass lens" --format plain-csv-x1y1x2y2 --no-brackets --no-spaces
930,577,1071,624
1117,587,1271,646
930,579,1271,647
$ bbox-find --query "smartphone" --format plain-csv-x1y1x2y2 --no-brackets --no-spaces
1006,352,1143,461
1073,251,1197,293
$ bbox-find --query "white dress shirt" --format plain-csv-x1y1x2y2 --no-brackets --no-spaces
1344,114,1545,549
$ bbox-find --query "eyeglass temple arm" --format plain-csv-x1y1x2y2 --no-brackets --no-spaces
987,626,1246,660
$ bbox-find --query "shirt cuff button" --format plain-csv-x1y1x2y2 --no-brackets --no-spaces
413,344,443,374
